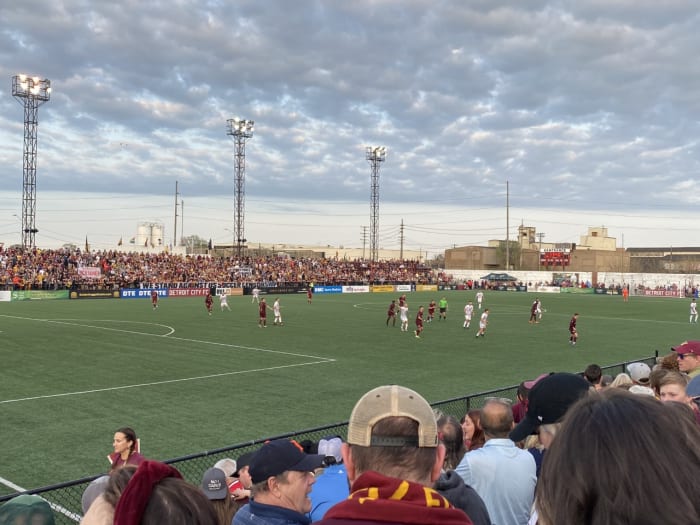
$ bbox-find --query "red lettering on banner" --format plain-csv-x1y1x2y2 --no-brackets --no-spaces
168,288,209,297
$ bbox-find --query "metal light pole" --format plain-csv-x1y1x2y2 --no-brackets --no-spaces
12,74,51,249
226,118,254,258
366,146,387,262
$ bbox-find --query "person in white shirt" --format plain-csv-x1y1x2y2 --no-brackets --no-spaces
476,291,484,310
690,298,697,323
399,303,409,332
219,293,230,311
476,309,489,337
273,297,283,325
463,301,474,329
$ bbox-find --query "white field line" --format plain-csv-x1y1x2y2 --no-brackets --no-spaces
0,315,332,359
0,315,335,404
0,360,332,405
0,475,81,522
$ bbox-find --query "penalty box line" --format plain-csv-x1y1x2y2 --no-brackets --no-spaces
0,314,333,361
0,360,332,405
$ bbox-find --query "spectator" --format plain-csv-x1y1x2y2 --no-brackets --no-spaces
81,465,136,525
609,372,633,390
655,352,680,372
233,439,324,525
461,410,485,451
308,437,350,522
456,397,536,525
599,374,613,388
201,467,237,525
583,363,603,390
674,340,700,378
626,362,654,396
0,494,55,525
315,385,474,524
435,414,492,525
231,451,256,504
536,390,700,524
109,427,145,471
112,461,217,525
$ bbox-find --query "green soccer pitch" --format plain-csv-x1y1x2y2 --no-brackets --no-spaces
0,290,693,492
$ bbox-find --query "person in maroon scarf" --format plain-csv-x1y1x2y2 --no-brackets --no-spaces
313,385,473,525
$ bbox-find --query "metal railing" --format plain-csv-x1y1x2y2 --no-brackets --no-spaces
0,356,657,522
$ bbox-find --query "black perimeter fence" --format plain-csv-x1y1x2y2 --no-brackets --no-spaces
0,355,657,523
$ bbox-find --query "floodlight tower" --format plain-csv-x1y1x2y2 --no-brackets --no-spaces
366,146,387,262
12,74,51,248
226,118,254,258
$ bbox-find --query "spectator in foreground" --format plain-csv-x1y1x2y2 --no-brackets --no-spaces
81,465,136,525
109,427,145,471
0,494,55,525
308,437,350,522
456,397,535,525
112,460,217,525
435,414,492,525
583,364,603,390
674,340,700,378
536,390,700,524
461,410,485,451
201,467,237,525
233,439,324,525
315,384,474,524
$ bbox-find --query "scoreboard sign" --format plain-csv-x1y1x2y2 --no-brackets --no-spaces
540,249,571,266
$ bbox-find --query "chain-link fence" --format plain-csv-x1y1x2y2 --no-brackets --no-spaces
0,356,657,523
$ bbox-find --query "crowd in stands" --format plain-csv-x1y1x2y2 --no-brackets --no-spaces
3,342,699,525
0,246,434,290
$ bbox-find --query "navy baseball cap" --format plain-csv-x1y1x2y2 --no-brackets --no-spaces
248,440,324,483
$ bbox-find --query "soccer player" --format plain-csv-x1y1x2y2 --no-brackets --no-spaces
219,292,230,311
151,289,158,310
529,299,539,324
398,294,407,308
251,287,260,304
463,301,474,329
438,297,448,320
536,299,543,321
690,299,698,323
476,291,484,310
569,313,579,345
273,297,283,326
414,306,424,338
428,300,436,323
622,285,629,302
259,297,271,327
205,291,213,316
386,300,396,327
399,302,409,332
476,308,489,337
307,286,313,304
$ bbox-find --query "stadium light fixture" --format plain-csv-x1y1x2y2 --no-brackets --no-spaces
366,145,388,263
12,74,51,249
227,118,255,258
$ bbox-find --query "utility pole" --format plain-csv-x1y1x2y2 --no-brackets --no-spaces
505,180,510,270
361,226,368,259
180,200,184,249
173,181,179,247
399,219,404,260
536,232,545,271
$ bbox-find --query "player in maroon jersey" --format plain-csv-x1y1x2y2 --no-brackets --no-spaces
427,300,436,323
386,300,397,327
569,313,579,345
151,289,158,310
259,297,271,327
415,306,424,338
398,294,407,307
205,291,213,315
307,286,313,304
529,299,539,324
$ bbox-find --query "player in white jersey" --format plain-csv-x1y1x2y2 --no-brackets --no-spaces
691,298,698,323
476,291,484,310
399,304,409,332
463,301,474,329
536,299,543,321
219,292,231,311
476,309,489,337
273,297,283,325
251,287,260,303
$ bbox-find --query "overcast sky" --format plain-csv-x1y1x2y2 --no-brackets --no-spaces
1,0,699,256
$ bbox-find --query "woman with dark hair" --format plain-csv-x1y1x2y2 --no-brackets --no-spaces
536,390,700,524
461,410,485,451
109,427,145,471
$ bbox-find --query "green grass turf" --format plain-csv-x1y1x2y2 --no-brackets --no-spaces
0,290,693,492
